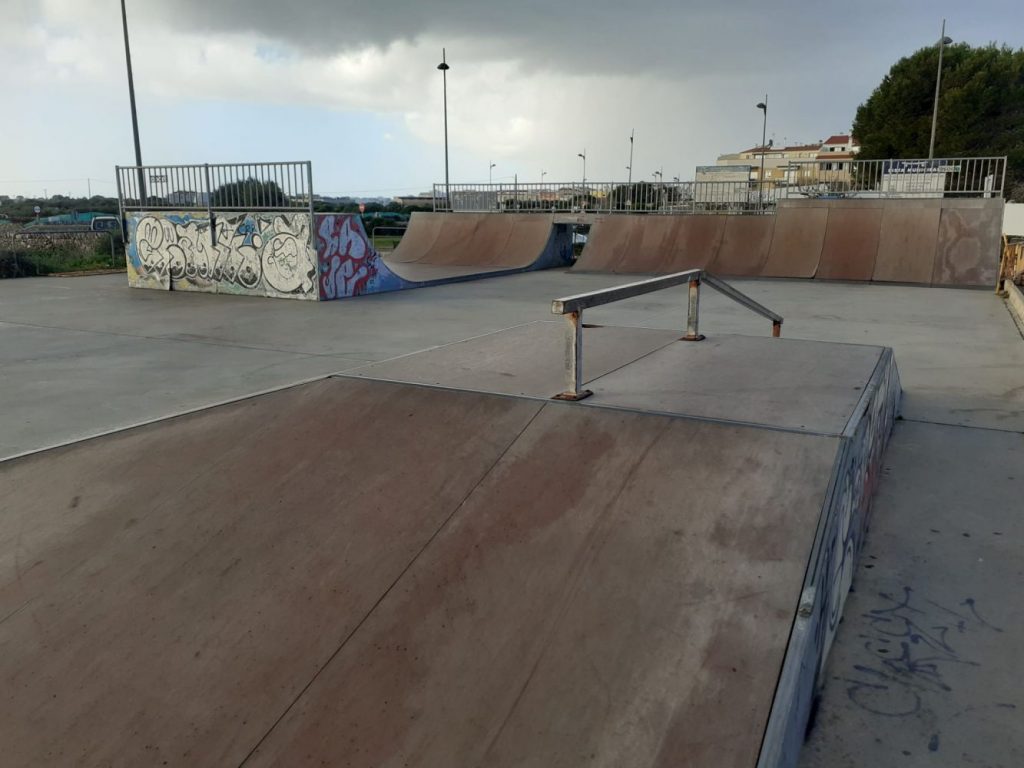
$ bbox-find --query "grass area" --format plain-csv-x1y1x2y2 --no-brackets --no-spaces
371,236,404,252
0,246,122,278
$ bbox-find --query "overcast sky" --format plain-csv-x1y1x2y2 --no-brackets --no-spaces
1,0,1022,198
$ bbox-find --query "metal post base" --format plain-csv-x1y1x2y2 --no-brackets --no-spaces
680,333,705,342
553,390,593,401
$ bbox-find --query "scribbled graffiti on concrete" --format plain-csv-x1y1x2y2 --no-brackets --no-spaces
127,212,317,299
316,214,406,300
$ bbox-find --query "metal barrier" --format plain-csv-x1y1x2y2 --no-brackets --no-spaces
370,224,407,254
115,161,315,242
778,156,1006,199
434,181,773,214
434,156,1007,213
550,270,783,400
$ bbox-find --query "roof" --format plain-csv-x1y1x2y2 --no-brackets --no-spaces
823,134,858,146
739,143,824,155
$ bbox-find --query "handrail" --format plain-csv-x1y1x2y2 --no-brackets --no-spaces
550,270,783,400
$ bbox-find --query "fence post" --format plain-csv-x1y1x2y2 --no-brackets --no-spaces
553,311,592,401
682,278,705,341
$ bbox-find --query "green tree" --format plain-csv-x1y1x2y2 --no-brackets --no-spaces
210,178,288,208
853,43,1024,200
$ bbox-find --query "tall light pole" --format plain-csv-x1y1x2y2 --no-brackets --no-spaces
541,170,547,184
929,20,953,160
489,162,496,184
627,129,635,185
120,0,145,202
578,150,586,187
756,96,768,210
437,49,451,210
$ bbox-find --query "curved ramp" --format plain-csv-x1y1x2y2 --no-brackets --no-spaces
762,204,827,278
316,213,571,299
574,215,724,273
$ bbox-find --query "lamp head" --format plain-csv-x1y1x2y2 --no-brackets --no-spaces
437,61,450,71
940,36,953,45
756,102,767,112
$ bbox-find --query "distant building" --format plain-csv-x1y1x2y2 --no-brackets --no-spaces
694,165,752,205
392,193,439,209
713,135,860,192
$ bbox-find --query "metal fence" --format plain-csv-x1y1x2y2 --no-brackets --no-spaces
115,161,314,213
776,156,1006,199
433,181,775,214
433,157,1007,213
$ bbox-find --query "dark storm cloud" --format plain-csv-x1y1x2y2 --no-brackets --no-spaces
137,0,832,75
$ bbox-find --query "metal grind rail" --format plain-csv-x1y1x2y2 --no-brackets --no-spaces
550,270,783,400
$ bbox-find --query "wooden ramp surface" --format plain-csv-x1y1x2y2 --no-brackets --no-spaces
0,376,838,768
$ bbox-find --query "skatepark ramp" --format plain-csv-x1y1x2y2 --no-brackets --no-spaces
317,213,571,299
1,304,900,766
574,198,1005,287
118,161,572,301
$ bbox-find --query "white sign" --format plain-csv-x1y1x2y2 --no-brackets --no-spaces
149,174,168,184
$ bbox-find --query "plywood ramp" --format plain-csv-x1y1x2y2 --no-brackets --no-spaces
816,206,883,281
573,215,644,272
932,201,1004,286
872,202,942,283
1,376,837,768
762,205,827,278
707,215,774,276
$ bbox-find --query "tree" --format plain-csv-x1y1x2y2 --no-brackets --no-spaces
210,178,288,208
853,43,1024,200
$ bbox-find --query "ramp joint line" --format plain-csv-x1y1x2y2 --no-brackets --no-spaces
550,270,783,399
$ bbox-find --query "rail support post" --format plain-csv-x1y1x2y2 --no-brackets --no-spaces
553,310,593,401
681,278,705,341
772,320,782,338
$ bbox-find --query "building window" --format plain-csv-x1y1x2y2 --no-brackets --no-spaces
837,162,844,170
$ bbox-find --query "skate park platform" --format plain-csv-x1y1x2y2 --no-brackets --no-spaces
0,277,901,767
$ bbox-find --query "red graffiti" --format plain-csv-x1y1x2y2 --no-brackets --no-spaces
317,215,379,299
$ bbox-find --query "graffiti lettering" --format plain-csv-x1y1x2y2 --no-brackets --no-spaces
129,212,316,298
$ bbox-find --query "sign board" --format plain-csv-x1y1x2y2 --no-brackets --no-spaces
149,174,168,184
33,206,41,214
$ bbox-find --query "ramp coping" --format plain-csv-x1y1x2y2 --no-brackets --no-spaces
550,270,784,400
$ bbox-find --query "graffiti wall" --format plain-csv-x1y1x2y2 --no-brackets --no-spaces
315,214,407,300
758,349,902,767
126,212,318,299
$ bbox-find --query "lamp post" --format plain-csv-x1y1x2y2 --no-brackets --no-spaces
489,162,496,185
541,170,547,184
928,20,953,160
578,151,586,187
120,0,145,202
437,49,451,210
627,129,634,185
756,96,768,210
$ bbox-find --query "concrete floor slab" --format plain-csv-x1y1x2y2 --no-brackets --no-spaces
799,421,1024,767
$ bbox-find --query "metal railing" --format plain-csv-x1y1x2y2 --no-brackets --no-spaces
550,270,783,400
370,225,407,254
777,156,1006,199
434,181,774,214
116,161,314,213
434,156,1007,213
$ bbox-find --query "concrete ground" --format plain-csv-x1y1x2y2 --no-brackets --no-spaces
1,271,1022,764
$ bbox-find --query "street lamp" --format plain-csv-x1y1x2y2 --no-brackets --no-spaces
627,129,635,185
120,0,145,201
541,170,547,184
929,20,953,160
489,162,496,185
437,49,451,210
578,151,587,186
756,96,768,210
